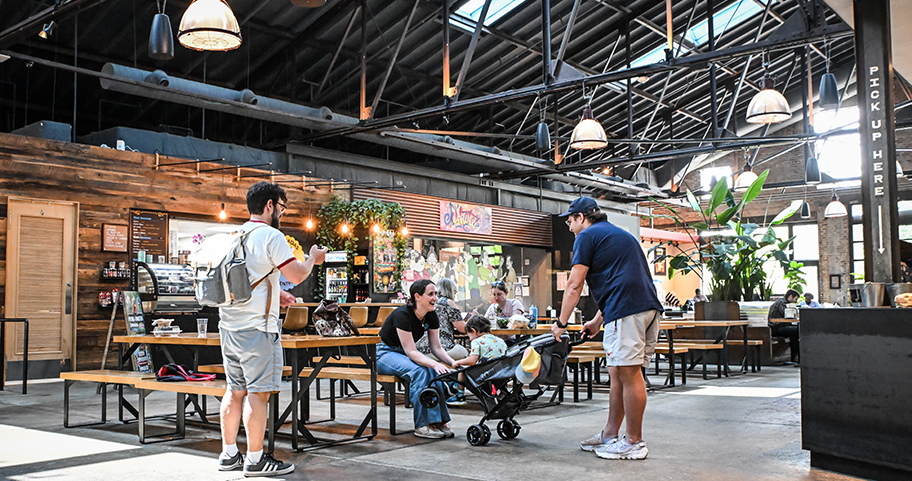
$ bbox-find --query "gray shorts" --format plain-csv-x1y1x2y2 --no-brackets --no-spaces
220,328,283,393
602,310,660,368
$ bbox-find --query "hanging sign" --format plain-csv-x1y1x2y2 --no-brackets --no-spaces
439,201,492,235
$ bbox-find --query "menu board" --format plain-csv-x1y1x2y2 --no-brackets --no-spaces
121,291,153,373
102,224,129,252
130,210,168,261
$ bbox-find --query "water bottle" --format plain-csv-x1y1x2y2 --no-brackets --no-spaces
529,305,538,328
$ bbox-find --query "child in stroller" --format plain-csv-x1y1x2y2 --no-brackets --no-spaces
446,315,508,406
420,330,579,446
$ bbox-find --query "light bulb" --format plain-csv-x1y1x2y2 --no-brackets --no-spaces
218,202,227,220
341,223,350,234
372,223,381,234
306,218,314,230
401,226,409,236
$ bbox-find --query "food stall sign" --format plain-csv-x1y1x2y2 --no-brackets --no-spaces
439,201,492,235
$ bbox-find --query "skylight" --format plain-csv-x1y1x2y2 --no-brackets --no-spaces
452,0,526,32
685,0,763,47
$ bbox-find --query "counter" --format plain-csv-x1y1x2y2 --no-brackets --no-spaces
801,308,912,480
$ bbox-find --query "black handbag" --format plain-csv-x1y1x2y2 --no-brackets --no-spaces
312,299,360,337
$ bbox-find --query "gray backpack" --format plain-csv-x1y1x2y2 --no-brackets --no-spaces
191,225,272,307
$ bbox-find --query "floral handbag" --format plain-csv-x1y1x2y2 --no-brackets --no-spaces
312,299,360,337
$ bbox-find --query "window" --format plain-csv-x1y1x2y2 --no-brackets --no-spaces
684,1,763,47
815,106,861,180
850,204,864,282
451,0,526,32
700,166,732,191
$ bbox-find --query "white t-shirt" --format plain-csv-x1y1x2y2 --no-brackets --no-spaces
219,221,295,333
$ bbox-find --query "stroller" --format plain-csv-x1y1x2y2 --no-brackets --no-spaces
419,333,584,446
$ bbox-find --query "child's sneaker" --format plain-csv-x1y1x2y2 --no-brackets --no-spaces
446,392,466,406
580,432,618,452
595,436,648,460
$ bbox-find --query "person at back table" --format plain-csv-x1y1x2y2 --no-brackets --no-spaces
693,288,708,303
798,292,820,308
217,181,327,477
767,289,800,364
446,315,507,406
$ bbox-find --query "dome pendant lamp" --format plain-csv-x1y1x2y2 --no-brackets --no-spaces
149,3,174,61
178,0,242,51
824,191,848,218
734,162,759,192
746,53,791,124
569,107,607,150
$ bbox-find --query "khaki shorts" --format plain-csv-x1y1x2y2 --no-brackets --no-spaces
602,310,660,368
220,328,283,393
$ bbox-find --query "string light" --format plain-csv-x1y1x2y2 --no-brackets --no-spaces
218,202,227,220
341,222,350,234
306,218,314,230
400,225,409,237
372,223,381,234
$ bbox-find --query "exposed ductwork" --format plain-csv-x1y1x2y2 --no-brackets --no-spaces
98,62,656,197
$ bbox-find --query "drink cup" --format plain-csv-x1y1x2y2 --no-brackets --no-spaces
197,318,208,337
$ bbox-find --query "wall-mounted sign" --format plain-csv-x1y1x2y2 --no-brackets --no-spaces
129,210,168,261
439,201,492,235
373,232,397,293
102,223,129,252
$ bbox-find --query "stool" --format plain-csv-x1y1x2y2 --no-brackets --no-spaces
0,318,29,394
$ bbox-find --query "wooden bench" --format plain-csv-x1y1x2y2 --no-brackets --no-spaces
60,370,156,428
197,364,294,376
132,379,278,448
564,353,597,402
298,367,410,435
653,346,689,386
671,342,724,380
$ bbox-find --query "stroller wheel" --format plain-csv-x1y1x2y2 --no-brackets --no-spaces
481,424,491,444
497,419,521,440
467,424,488,446
419,388,439,408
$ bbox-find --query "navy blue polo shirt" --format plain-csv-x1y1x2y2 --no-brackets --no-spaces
571,221,663,323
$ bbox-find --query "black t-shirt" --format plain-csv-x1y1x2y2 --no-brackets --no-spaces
379,305,440,348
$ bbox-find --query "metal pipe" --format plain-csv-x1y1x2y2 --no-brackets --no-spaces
553,0,580,81
541,0,552,85
443,0,451,97
360,0,367,120
316,5,360,100
707,0,719,138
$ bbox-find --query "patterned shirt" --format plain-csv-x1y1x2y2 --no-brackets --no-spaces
415,296,460,354
470,334,507,362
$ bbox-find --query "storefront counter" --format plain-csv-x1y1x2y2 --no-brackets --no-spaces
801,308,912,480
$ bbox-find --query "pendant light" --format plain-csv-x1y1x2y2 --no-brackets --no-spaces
746,53,791,124
38,21,56,39
535,97,551,152
824,191,848,218
149,1,174,60
734,163,758,191
806,156,821,184
818,40,840,110
178,0,242,52
570,88,607,150
800,187,811,219
218,202,227,220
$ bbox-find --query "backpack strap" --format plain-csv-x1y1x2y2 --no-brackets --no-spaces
239,224,281,329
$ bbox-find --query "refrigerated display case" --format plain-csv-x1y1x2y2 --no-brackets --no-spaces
132,262,201,314
324,251,349,303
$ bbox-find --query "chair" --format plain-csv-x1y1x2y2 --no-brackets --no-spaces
283,307,309,334
374,306,396,327
349,306,369,328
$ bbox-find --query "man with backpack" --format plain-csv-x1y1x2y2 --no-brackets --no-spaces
217,181,327,477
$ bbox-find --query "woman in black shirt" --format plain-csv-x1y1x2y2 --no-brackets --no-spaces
378,279,456,439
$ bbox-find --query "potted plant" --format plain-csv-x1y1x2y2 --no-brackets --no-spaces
651,170,804,303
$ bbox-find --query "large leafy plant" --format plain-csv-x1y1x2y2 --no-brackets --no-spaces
652,170,803,302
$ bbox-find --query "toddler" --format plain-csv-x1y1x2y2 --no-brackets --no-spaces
446,315,507,406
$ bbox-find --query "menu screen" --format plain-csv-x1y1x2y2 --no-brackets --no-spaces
130,210,168,261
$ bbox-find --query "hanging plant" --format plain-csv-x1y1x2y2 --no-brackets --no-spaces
313,197,407,300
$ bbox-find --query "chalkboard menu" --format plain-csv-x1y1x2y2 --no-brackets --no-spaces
130,210,168,261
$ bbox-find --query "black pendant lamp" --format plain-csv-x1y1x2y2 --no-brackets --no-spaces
149,5,174,61
818,41,840,110
535,121,551,151
806,156,821,184
800,202,812,219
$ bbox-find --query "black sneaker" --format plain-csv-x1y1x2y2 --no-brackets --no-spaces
218,452,244,471
243,453,295,477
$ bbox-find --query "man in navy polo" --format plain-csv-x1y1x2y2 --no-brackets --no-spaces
552,197,663,460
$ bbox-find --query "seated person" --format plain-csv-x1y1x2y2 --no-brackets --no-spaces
446,315,507,406
768,289,800,363
798,292,821,308
416,278,469,362
693,288,708,303
485,280,524,345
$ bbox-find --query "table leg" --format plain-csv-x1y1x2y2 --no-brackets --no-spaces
21,320,28,394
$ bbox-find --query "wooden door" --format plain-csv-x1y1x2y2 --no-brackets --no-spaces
5,198,78,369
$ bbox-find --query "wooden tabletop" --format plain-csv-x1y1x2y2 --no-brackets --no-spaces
113,333,380,349
769,318,799,323
662,320,749,327
289,302,402,308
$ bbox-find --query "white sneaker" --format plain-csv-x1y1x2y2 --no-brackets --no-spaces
414,425,446,439
580,432,619,452
595,436,648,460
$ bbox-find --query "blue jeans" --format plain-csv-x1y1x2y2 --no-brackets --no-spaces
376,343,450,429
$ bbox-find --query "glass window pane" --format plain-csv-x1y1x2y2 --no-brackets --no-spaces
792,224,819,260
852,223,864,241
853,261,866,282
853,242,865,261
800,266,818,300
851,204,863,217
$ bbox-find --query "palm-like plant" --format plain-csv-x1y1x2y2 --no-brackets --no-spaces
652,169,803,302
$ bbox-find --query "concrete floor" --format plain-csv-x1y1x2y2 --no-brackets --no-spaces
0,366,863,481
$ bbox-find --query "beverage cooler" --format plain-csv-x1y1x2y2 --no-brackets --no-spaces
324,251,349,303
131,262,201,314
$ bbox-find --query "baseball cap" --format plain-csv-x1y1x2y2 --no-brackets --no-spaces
558,196,599,217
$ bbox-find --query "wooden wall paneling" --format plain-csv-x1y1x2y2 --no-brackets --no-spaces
0,132,335,369
354,190,552,247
